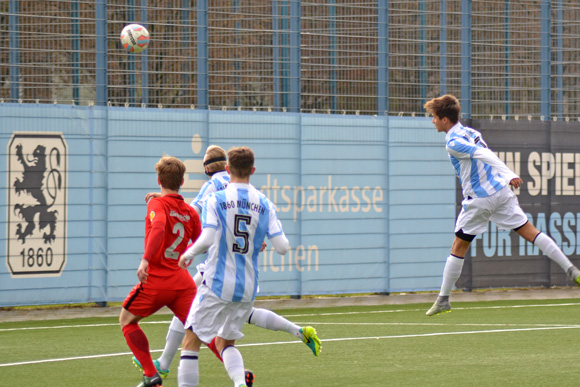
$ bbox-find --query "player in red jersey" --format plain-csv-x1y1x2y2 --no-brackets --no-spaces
120,155,201,387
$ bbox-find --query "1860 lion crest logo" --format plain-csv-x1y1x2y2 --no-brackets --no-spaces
7,133,68,277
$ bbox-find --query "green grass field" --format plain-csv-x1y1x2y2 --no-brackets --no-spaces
2,298,580,386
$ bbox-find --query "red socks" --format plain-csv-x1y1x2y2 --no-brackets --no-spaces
123,323,156,377
208,337,223,362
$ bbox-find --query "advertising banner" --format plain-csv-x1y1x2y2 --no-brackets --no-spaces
457,120,580,289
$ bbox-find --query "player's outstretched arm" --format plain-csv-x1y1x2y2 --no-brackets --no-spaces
179,228,215,269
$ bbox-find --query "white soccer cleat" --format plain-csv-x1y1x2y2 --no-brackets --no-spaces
426,296,451,317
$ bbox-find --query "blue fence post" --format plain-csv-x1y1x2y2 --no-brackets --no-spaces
378,1,390,293
540,0,551,120
71,1,80,104
197,0,209,109
128,0,136,105
181,0,190,104
440,0,447,95
272,1,281,110
289,0,301,113
460,0,472,119
504,0,510,116
281,2,290,109
556,0,563,120
9,0,19,102
419,0,427,107
329,0,337,112
233,0,241,107
377,0,388,115
140,1,149,105
96,0,108,106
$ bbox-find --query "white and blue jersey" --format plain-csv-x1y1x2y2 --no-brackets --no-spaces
446,123,517,199
201,182,285,303
190,170,230,213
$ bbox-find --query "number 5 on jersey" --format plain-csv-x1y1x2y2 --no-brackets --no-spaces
233,214,252,254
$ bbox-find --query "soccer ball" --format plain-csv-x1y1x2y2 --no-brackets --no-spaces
120,24,149,53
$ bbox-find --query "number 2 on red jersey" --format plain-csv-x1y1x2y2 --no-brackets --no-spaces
164,222,185,259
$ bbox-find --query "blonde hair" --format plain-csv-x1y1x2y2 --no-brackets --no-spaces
204,145,227,173
155,155,186,191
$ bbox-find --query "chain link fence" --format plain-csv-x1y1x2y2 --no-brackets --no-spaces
1,0,580,118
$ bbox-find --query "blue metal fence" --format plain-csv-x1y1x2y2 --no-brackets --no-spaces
2,1,580,118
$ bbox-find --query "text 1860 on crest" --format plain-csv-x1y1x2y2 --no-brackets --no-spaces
7,132,68,277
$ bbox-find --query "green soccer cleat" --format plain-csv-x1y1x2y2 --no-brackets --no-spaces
135,372,163,387
426,295,451,317
567,266,580,286
132,357,170,379
300,326,321,356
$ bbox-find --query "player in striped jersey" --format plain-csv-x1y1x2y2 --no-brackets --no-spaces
136,146,319,385
190,145,231,213
176,147,294,387
424,95,580,317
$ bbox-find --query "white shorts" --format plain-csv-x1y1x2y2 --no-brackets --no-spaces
455,185,528,236
185,284,253,343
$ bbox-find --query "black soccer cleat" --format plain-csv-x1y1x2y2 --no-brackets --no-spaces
245,369,255,387
136,372,163,387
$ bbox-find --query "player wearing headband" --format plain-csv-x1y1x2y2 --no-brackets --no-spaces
134,146,320,386
190,145,230,214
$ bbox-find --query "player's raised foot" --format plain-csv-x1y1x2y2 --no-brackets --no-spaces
245,369,255,387
567,266,580,286
135,372,163,387
300,326,321,356
132,357,170,379
426,295,451,317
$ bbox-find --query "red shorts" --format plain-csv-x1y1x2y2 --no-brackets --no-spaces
122,283,196,324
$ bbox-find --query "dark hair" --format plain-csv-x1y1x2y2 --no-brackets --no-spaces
424,94,461,124
227,147,254,178
155,155,186,191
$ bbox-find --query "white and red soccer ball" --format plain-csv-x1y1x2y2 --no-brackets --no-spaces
120,24,149,53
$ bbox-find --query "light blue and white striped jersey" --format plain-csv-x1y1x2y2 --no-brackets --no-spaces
201,182,285,302
446,123,514,199
190,170,230,213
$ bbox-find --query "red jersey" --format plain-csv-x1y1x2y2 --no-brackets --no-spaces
142,193,201,289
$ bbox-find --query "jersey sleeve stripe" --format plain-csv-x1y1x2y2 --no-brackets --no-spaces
448,138,476,156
